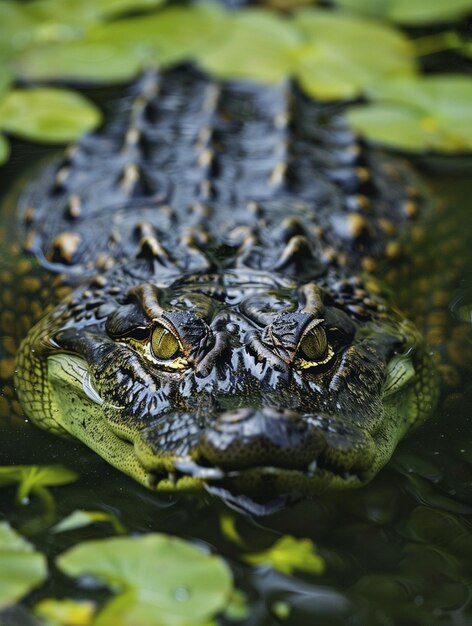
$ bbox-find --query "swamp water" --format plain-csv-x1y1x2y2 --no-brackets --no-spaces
0,135,471,626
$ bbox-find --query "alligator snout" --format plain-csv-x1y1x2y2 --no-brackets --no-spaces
135,406,378,481
198,408,325,471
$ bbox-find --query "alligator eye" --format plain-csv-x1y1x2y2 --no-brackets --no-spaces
299,327,328,361
297,326,335,369
151,325,180,360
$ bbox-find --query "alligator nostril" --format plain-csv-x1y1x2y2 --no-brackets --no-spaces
198,408,325,471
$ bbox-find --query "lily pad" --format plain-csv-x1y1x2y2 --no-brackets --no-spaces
0,1,40,62
293,9,416,100
0,135,10,165
0,522,47,608
52,510,126,534
0,464,78,502
0,88,101,143
335,0,472,25
223,590,249,622
347,76,472,152
199,9,300,83
17,4,229,84
0,67,13,97
243,535,325,576
56,533,233,626
90,3,230,66
0,0,166,63
27,0,166,27
16,40,147,83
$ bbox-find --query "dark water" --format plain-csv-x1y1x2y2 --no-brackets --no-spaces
0,135,471,625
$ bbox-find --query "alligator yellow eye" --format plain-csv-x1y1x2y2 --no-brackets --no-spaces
151,325,180,360
299,327,328,361
297,326,335,369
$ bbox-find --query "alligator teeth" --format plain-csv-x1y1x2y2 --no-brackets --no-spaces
174,459,225,480
83,371,104,405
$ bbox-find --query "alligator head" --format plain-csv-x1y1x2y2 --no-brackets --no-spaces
15,263,439,509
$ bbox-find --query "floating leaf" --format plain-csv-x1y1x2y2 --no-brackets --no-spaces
52,510,126,534
335,0,472,25
347,76,472,152
271,601,291,620
16,40,147,83
0,88,101,143
0,1,40,61
34,598,96,626
346,104,430,151
27,0,166,27
293,9,416,100
0,522,47,608
242,535,325,576
223,590,249,622
0,67,13,97
0,464,78,504
199,9,300,83
220,512,249,549
57,534,233,626
0,134,10,165
16,4,228,83
91,4,230,65
0,0,166,64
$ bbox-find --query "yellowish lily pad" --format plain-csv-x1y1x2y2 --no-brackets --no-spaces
34,597,96,626
243,535,325,576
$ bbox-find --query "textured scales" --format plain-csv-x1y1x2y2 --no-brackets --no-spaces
11,68,441,508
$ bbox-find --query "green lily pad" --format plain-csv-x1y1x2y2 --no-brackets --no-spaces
27,0,166,27
0,67,13,97
0,135,10,165
56,533,233,626
347,76,472,152
16,40,147,83
0,522,47,608
271,601,291,620
16,4,228,83
199,9,300,83
223,590,249,622
91,3,230,65
0,0,166,63
0,1,40,62
346,103,431,151
243,535,325,576
0,464,78,502
52,510,126,534
335,0,472,25
293,9,416,100
0,88,101,143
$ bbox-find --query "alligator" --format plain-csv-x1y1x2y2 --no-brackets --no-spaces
2,66,447,507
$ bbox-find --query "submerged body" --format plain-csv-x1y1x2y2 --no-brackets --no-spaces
10,68,440,503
